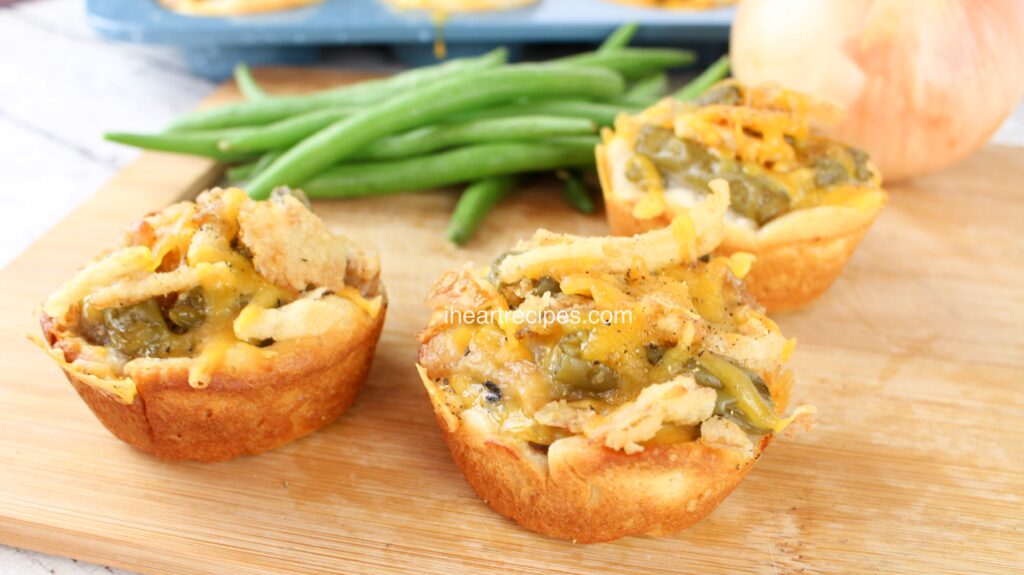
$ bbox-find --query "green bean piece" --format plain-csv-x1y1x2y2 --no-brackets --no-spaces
219,107,354,152
234,63,267,100
247,66,623,200
457,100,641,127
675,55,731,101
556,170,596,214
104,131,255,162
353,116,595,161
555,48,696,79
599,22,639,53
447,176,518,245
167,48,508,132
302,140,598,199
697,352,778,431
225,161,258,183
621,72,669,105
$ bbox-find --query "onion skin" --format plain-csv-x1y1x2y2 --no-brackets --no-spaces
730,0,1024,182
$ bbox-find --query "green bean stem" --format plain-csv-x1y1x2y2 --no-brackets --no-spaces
598,22,639,53
675,55,731,101
234,64,267,100
302,139,598,199
167,48,508,132
353,116,595,161
247,66,623,200
556,170,596,214
447,176,518,245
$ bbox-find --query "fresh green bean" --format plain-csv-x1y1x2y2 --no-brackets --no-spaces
303,47,508,106
226,161,258,182
302,140,598,198
227,150,285,183
457,100,641,127
675,55,730,101
223,109,593,155
247,66,623,200
234,64,267,100
621,72,669,105
167,48,508,132
555,48,696,79
219,107,354,152
104,131,255,162
447,176,518,245
248,150,284,180
599,23,638,53
556,170,596,214
352,116,595,161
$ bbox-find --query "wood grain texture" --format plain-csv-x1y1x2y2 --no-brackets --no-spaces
0,68,1021,575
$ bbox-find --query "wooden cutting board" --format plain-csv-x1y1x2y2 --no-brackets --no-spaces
1,68,1021,575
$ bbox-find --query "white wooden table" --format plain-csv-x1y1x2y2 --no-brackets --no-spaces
2,1,1022,573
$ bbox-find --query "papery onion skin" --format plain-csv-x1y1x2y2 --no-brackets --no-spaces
730,0,1024,182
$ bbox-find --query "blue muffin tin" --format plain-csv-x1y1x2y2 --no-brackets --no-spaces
86,0,733,78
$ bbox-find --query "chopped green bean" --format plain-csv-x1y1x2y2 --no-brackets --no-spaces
447,176,518,245
556,170,596,214
352,116,595,161
301,139,598,198
247,66,623,200
167,48,508,132
234,64,267,100
599,23,638,53
698,352,778,431
555,48,696,79
675,55,731,101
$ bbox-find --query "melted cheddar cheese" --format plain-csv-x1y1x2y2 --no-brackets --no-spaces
608,80,883,227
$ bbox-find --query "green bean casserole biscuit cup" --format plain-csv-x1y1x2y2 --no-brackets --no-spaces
598,80,888,312
38,188,386,462
417,184,814,542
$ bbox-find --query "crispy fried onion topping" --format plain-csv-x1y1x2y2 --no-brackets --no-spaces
495,181,729,284
535,375,719,455
238,192,380,297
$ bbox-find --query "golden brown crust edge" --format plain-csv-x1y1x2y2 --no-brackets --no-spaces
597,144,887,313
421,370,768,543
42,306,386,462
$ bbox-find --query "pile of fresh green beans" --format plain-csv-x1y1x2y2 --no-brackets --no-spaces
105,24,730,245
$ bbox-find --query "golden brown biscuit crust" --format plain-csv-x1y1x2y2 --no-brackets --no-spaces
430,401,769,543
41,305,385,462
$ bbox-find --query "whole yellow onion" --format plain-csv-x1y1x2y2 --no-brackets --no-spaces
730,0,1024,182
